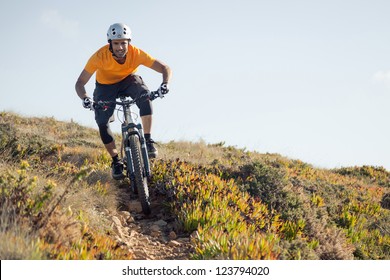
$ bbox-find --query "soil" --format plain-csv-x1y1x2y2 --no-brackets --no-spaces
107,184,195,260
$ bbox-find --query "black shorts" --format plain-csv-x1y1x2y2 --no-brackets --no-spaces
93,74,153,126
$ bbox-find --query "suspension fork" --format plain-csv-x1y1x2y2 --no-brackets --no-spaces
122,127,134,178
122,103,135,177
137,123,151,178
121,103,151,178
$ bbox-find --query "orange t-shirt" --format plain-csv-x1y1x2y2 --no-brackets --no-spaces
84,44,155,84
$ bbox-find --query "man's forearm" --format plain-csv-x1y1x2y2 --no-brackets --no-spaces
162,65,172,84
75,81,88,99
75,69,93,100
151,60,172,84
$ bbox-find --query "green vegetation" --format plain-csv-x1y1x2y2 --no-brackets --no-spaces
1,111,389,259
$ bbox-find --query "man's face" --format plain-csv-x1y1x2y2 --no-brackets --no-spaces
111,39,129,58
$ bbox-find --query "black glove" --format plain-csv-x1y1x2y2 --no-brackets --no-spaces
82,97,92,109
158,82,169,95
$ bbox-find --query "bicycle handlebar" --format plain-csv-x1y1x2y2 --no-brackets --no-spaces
92,90,164,111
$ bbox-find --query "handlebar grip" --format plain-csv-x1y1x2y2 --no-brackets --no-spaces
92,101,109,111
149,91,164,101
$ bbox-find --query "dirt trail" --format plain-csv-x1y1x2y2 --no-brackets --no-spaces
107,185,194,260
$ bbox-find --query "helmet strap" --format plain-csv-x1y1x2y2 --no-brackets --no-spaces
108,40,114,56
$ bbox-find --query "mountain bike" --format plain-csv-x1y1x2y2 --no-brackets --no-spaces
94,91,165,215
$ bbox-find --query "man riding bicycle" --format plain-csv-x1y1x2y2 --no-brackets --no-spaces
75,23,172,180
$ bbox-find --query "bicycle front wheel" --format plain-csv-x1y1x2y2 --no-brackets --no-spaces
129,134,151,215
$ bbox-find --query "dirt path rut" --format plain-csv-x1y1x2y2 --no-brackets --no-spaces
108,187,194,260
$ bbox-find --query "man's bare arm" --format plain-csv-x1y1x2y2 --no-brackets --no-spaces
75,70,93,99
150,60,172,84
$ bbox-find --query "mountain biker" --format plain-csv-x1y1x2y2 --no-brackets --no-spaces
75,23,172,180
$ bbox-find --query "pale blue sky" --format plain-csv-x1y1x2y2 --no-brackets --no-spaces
1,0,390,170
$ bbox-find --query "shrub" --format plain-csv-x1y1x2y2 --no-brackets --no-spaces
381,193,390,210
235,162,304,221
334,166,390,188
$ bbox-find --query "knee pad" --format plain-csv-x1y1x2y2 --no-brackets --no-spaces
139,99,153,116
98,123,114,144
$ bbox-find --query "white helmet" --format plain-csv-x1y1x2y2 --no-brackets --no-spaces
107,23,132,41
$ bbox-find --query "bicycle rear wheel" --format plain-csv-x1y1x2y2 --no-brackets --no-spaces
129,134,151,215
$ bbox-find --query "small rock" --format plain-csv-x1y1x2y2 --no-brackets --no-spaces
139,236,150,243
168,240,181,247
112,216,122,227
133,249,147,259
120,215,134,225
127,229,137,238
169,231,177,240
119,211,134,223
150,225,160,232
154,219,167,227
120,210,131,218
177,237,190,243
150,231,161,238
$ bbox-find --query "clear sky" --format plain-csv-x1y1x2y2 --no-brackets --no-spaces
1,0,390,170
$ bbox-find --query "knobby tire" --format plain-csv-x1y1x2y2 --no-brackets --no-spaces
129,134,151,215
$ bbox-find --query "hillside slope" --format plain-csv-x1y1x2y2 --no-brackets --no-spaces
1,111,389,259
